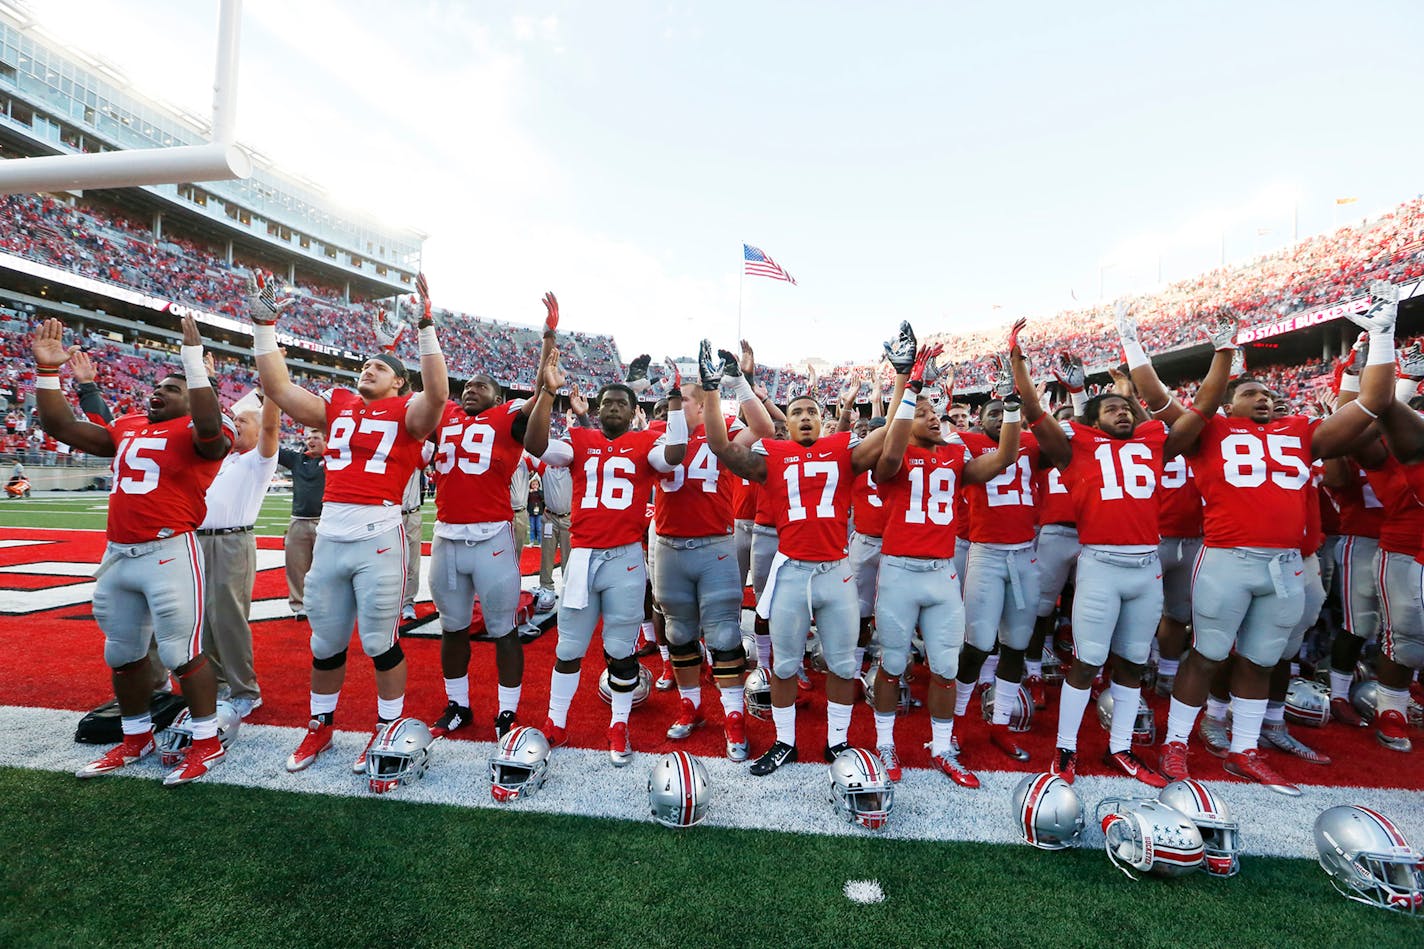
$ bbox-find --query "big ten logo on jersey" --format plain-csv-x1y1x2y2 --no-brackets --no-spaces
662,442,719,493
986,455,1034,507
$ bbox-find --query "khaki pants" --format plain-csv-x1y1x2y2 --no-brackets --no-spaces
285,517,319,612
403,509,423,610
513,509,530,555
198,531,259,701
539,510,572,589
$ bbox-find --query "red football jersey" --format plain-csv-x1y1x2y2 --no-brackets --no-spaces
1302,463,1324,556
105,413,225,544
752,432,858,561
851,469,888,537
1191,414,1314,549
431,400,525,524
879,443,971,559
654,427,737,538
1325,461,1385,539
1059,420,1167,546
961,430,1040,544
1157,454,1203,539
754,477,776,527
322,389,427,507
1364,457,1424,557
733,476,757,520
568,427,663,548
1034,464,1075,526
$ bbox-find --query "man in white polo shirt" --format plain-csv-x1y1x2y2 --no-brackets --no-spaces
198,392,281,718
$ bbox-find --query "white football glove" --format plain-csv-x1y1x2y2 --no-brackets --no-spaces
1114,299,1138,344
1198,307,1239,352
1347,280,1399,335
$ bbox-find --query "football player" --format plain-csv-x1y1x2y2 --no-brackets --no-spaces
1125,294,1388,793
704,322,915,775
523,345,687,766
425,293,557,740
252,272,450,774
872,343,1021,787
33,315,233,785
654,342,775,760
1321,451,1384,725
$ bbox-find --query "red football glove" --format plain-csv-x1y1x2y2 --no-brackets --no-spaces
542,292,559,336
415,272,433,328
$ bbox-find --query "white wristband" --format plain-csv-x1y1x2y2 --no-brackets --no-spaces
1366,331,1395,367
730,375,755,402
1121,339,1150,371
893,396,916,420
1339,374,1361,393
1070,389,1088,417
664,408,688,446
1002,405,1022,424
181,344,210,389
419,325,441,358
36,376,60,391
253,324,278,357
1396,377,1418,402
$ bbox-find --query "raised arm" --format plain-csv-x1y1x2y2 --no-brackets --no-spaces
1160,313,1239,458
699,340,766,482
67,346,113,425
658,361,687,468
1007,319,1070,468
1332,283,1423,461
518,292,560,420
248,272,327,429
257,390,281,459
177,316,232,461
523,346,564,459
722,342,775,442
30,319,115,457
402,274,450,440
834,371,861,434
873,339,935,483
855,322,914,474
1118,300,1186,424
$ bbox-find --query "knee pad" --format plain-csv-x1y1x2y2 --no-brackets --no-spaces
669,641,703,669
956,643,989,683
312,648,349,672
879,647,909,679
928,644,961,682
711,647,746,683
605,652,640,691
372,642,405,672
155,640,195,676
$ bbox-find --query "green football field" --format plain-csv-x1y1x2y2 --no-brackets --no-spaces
1,768,1418,949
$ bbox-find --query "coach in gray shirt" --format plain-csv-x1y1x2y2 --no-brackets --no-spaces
278,428,326,619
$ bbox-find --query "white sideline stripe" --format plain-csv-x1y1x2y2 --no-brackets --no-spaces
2,705,1419,860
0,540,50,549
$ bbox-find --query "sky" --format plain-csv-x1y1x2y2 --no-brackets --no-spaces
24,1,1424,365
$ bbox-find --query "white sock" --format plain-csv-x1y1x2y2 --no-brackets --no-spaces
497,685,521,715
658,644,670,663
755,632,772,669
120,713,152,737
1107,681,1139,754
189,714,218,741
641,621,656,644
1056,683,1092,751
376,695,403,722
679,686,701,708
826,701,853,747
719,686,745,717
1228,696,1267,754
310,690,340,717
1157,657,1179,678
1026,659,1042,679
1205,696,1229,721
979,653,999,685
1330,670,1353,701
1264,701,1286,725
610,688,634,725
547,669,580,728
1377,684,1410,715
772,703,796,746
444,675,470,707
1166,697,1201,746
874,710,896,748
991,677,1018,726
930,717,955,757
953,681,973,718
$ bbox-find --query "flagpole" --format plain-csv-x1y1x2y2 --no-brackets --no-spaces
737,245,745,342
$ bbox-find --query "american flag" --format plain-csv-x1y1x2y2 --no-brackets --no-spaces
743,244,796,285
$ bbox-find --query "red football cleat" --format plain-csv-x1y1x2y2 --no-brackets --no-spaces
352,727,380,774
163,735,225,786
1025,675,1047,711
1159,740,1190,781
285,719,333,773
76,732,155,779
541,717,567,748
988,723,1029,762
608,721,633,767
875,745,903,782
1050,747,1077,784
1330,696,1367,727
666,698,706,740
1104,748,1167,788
1223,749,1300,796
930,751,980,788
724,710,748,761
1376,709,1414,753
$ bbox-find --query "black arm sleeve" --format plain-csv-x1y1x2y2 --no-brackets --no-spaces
75,382,112,425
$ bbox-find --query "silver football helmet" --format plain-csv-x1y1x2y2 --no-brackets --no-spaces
981,682,1034,733
744,666,774,720
1284,677,1332,728
829,748,894,830
1011,772,1084,851
1098,798,1205,879
1095,689,1156,745
488,725,552,802
648,750,711,828
598,664,652,708
1040,647,1064,685
1158,779,1241,877
367,717,435,794
157,700,242,767
1349,678,1378,724
1315,805,1424,914
861,664,913,716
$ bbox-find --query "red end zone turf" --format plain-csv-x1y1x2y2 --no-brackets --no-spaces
0,526,1419,790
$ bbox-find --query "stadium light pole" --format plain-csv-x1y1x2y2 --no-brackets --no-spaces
0,0,251,196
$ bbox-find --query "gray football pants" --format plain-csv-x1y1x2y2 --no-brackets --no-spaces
963,543,1040,652
875,554,964,679
765,557,859,680
306,524,406,660
1190,545,1304,667
1070,546,1164,668
555,543,646,663
652,533,742,651
430,524,522,637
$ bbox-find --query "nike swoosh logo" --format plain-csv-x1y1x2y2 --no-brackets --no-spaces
818,452,833,458
372,411,388,416
627,565,638,571
717,554,729,560
492,550,505,557
158,558,174,565
1294,570,1303,576
618,447,633,453
842,576,852,582
376,547,391,554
